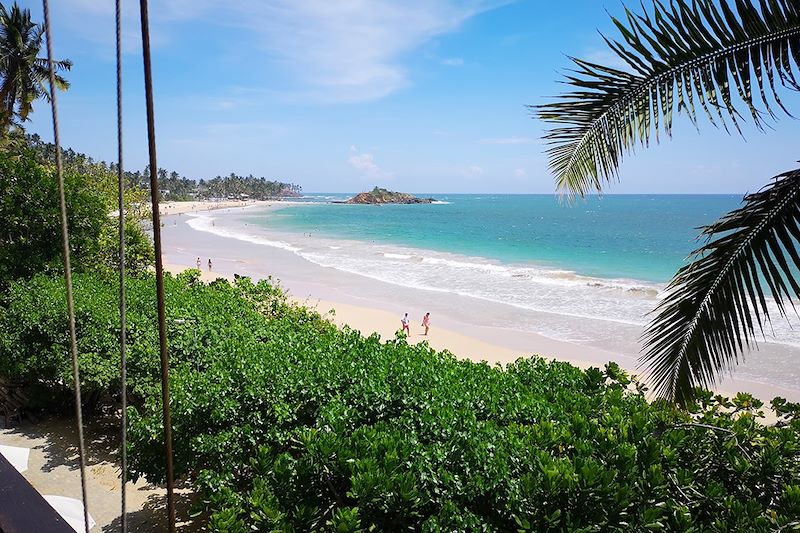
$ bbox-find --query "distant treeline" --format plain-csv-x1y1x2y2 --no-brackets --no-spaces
26,134,302,201
159,173,302,201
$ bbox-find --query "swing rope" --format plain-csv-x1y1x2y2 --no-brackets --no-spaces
41,1,91,531
138,0,178,530
115,0,129,530
41,2,176,530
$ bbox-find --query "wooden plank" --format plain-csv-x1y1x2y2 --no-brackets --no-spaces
0,453,73,533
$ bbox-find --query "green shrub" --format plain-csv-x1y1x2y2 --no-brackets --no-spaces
0,148,153,289
0,149,105,285
91,217,154,278
1,273,798,531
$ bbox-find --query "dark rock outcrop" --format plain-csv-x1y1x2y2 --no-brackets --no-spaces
344,187,435,204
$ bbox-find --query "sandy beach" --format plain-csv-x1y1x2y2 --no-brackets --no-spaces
160,201,800,405
158,199,271,216
163,260,599,372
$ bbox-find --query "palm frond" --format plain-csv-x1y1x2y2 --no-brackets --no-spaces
534,0,800,197
34,57,72,73
0,4,70,131
640,166,800,404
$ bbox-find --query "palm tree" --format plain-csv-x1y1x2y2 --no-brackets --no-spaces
0,2,71,133
535,0,800,404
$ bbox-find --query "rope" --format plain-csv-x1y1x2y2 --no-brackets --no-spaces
115,0,128,530
138,1,177,530
40,1,91,532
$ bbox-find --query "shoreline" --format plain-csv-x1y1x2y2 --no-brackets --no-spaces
164,260,800,407
159,199,293,216
159,201,800,405
164,260,598,371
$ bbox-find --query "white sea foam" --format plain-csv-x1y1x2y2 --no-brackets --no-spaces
301,195,341,201
186,210,800,352
295,244,660,330
421,256,511,274
186,214,302,253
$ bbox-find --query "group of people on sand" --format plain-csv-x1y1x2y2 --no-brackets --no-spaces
196,257,212,271
401,312,431,336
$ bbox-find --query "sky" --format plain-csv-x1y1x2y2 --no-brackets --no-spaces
18,0,800,194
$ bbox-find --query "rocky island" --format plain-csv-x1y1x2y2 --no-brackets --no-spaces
344,187,436,204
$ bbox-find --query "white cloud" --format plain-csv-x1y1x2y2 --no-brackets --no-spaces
349,147,387,179
440,57,464,66
463,165,484,177
56,0,506,102
45,1,146,55
479,137,537,145
514,168,526,178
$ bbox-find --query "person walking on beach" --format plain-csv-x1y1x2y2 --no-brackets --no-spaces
422,312,430,336
196,257,201,269
208,258,213,271
401,313,410,335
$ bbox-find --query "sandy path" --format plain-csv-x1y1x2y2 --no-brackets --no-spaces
0,414,199,531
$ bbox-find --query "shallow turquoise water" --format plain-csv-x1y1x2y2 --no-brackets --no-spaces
264,194,742,283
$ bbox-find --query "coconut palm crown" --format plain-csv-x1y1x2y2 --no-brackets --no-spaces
0,2,71,133
535,0,800,403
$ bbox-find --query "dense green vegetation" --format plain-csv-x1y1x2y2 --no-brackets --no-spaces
175,173,301,201
26,134,302,201
0,148,103,281
0,147,152,287
1,272,799,531
26,133,149,210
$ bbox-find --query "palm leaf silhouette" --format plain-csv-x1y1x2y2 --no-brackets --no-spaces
535,0,800,403
534,0,800,197
641,167,800,403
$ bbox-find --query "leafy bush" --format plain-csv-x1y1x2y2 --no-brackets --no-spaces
0,149,105,284
92,217,154,278
1,273,798,531
0,148,153,288
0,272,289,403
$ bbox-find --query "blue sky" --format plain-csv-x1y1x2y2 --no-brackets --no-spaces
19,0,800,194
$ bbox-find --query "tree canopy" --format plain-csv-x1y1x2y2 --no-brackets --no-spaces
0,2,71,133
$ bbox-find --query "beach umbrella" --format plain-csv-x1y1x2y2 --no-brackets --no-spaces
43,495,96,532
0,444,29,473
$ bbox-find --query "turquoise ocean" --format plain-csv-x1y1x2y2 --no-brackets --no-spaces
266,194,741,283
186,193,800,362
